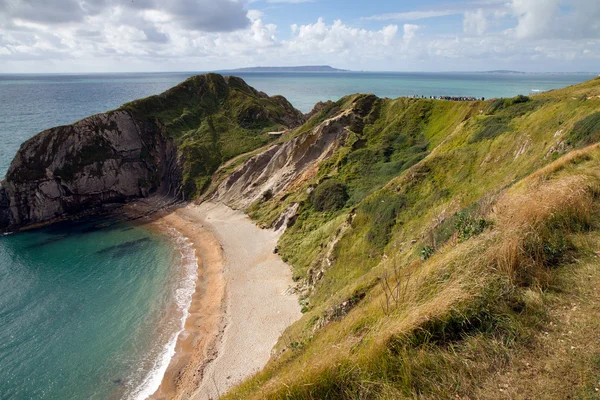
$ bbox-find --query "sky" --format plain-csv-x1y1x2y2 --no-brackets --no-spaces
0,0,598,73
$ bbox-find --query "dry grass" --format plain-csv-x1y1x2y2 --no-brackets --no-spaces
489,147,600,287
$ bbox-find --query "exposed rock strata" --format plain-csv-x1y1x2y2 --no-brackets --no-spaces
211,110,356,209
0,110,179,231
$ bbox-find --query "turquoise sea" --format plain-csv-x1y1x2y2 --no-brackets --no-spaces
0,71,596,399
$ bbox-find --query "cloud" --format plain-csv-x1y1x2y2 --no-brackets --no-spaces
402,24,419,42
463,9,488,35
364,10,458,21
0,0,250,32
247,10,264,21
505,0,600,40
167,0,250,32
0,0,90,24
383,24,399,45
284,18,398,57
0,1,598,73
510,0,560,39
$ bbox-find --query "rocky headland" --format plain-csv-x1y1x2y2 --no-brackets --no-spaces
0,73,303,232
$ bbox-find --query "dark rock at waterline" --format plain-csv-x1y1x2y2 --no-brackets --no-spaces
0,110,180,232
95,237,152,257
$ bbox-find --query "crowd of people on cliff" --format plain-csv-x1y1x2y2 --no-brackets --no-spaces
407,95,485,101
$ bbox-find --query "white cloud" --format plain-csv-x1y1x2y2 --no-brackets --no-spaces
0,1,598,73
403,24,419,42
284,18,398,57
247,10,264,21
0,0,251,32
510,0,560,39
383,25,399,45
364,10,458,21
463,9,488,36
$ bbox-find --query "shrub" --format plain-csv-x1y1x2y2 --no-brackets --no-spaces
486,95,531,114
420,245,435,260
261,189,273,202
505,94,531,106
456,212,489,241
310,179,349,211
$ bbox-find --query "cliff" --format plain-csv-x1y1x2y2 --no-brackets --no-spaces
0,73,303,232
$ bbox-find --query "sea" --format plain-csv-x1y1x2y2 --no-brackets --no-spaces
0,71,596,399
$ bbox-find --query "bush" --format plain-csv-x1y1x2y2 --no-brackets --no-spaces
420,246,435,260
261,189,273,202
456,212,489,241
310,180,349,212
486,95,531,114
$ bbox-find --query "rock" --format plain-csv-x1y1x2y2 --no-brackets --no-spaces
0,74,302,232
0,110,180,232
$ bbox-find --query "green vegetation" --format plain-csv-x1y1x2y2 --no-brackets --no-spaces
310,180,348,211
123,73,301,197
566,112,600,147
470,115,510,142
219,78,600,399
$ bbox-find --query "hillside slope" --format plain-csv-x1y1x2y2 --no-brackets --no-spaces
205,77,600,399
0,74,302,232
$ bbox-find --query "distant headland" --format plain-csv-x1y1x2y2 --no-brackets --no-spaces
218,65,348,73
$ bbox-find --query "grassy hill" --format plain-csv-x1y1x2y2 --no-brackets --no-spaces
122,73,303,198
217,77,600,399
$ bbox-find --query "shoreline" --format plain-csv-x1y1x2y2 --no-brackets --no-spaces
126,200,301,399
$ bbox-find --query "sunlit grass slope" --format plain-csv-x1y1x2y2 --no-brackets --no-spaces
225,77,600,399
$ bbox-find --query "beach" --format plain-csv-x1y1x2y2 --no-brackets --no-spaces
133,201,301,399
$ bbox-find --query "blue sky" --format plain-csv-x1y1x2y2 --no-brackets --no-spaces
0,0,598,73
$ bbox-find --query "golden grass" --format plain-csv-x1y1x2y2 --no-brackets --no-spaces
489,145,600,286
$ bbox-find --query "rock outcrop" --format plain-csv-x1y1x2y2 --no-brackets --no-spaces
211,109,355,209
0,74,302,232
0,110,179,231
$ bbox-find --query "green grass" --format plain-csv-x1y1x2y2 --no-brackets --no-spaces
220,79,600,399
122,73,302,197
566,112,600,147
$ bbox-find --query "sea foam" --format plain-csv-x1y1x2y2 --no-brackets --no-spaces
128,227,198,400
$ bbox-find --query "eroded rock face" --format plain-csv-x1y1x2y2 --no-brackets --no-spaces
212,109,356,209
0,110,180,231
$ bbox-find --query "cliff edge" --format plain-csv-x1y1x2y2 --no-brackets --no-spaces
0,74,303,232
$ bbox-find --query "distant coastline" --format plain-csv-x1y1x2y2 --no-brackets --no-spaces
218,65,348,73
